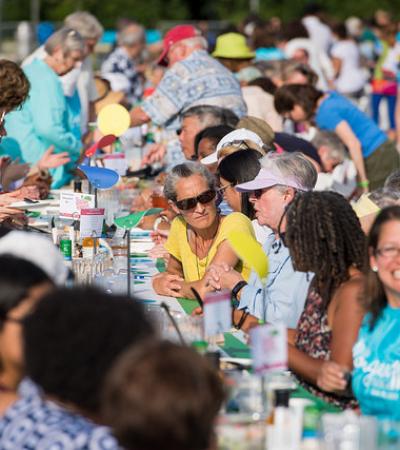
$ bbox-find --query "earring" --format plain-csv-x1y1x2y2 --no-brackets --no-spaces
372,266,378,273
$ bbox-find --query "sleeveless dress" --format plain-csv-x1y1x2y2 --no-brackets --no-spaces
295,288,358,409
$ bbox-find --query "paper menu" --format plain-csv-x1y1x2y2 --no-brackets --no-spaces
80,208,105,238
59,192,95,219
250,323,287,375
203,290,232,338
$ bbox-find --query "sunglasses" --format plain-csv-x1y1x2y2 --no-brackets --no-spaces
175,189,216,211
253,189,265,199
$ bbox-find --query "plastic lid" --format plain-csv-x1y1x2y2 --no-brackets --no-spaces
274,389,290,407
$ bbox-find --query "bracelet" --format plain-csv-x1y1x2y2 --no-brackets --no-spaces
231,280,248,301
357,180,369,188
236,310,249,330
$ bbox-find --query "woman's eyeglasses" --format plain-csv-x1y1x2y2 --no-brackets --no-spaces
175,189,216,211
376,246,400,259
218,182,233,193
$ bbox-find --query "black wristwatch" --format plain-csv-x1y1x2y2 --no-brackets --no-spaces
231,280,248,302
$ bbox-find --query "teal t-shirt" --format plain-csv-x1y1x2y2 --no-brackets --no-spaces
3,59,81,188
352,305,400,420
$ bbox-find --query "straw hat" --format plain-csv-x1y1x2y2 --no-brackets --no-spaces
237,116,275,147
212,33,255,59
94,76,125,114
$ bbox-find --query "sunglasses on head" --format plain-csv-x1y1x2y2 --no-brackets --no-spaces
175,189,216,211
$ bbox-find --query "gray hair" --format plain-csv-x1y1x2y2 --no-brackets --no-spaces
384,169,400,193
44,27,85,56
181,105,239,128
164,162,216,201
369,188,400,208
260,151,317,191
64,11,103,40
118,23,145,46
181,35,208,50
312,131,346,163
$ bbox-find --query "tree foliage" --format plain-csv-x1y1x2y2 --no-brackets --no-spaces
4,0,400,26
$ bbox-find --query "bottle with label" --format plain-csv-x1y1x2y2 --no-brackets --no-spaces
82,237,98,259
60,235,72,267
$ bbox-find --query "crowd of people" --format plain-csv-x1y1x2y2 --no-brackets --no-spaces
0,4,399,449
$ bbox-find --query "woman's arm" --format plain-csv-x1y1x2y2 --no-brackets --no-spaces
152,255,184,297
331,57,342,79
289,278,364,388
335,121,369,190
177,240,241,299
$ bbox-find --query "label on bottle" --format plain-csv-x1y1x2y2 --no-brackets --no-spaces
60,239,72,261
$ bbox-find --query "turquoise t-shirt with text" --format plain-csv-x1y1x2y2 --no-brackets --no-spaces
352,305,400,420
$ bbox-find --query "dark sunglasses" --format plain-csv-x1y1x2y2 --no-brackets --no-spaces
253,189,265,199
175,189,216,211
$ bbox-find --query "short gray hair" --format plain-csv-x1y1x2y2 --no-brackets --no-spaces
260,151,317,191
164,162,216,201
181,36,208,50
384,169,400,193
312,131,346,162
64,11,103,40
369,188,400,208
181,105,239,128
44,27,85,56
117,23,145,46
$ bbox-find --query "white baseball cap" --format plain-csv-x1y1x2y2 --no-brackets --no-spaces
0,231,69,286
200,128,264,165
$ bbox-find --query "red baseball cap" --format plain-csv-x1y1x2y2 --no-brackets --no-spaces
158,25,200,66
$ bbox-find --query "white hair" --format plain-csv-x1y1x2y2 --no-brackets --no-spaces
260,151,317,191
181,36,208,50
44,27,85,56
64,11,103,40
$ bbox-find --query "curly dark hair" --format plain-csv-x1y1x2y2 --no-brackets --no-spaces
0,60,30,111
364,206,400,329
102,340,224,450
274,84,323,120
285,191,366,306
23,287,154,416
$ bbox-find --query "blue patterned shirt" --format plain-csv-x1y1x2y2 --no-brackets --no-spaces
101,47,143,106
0,393,119,449
142,50,247,129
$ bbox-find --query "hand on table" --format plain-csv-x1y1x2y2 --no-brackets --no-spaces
148,243,170,265
317,361,349,393
152,272,183,297
1,158,30,191
0,206,27,226
205,262,243,291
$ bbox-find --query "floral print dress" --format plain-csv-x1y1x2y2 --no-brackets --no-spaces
295,288,358,409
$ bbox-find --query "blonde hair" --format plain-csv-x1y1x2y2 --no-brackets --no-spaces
218,143,265,160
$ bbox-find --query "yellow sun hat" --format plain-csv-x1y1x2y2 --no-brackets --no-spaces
212,32,255,59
